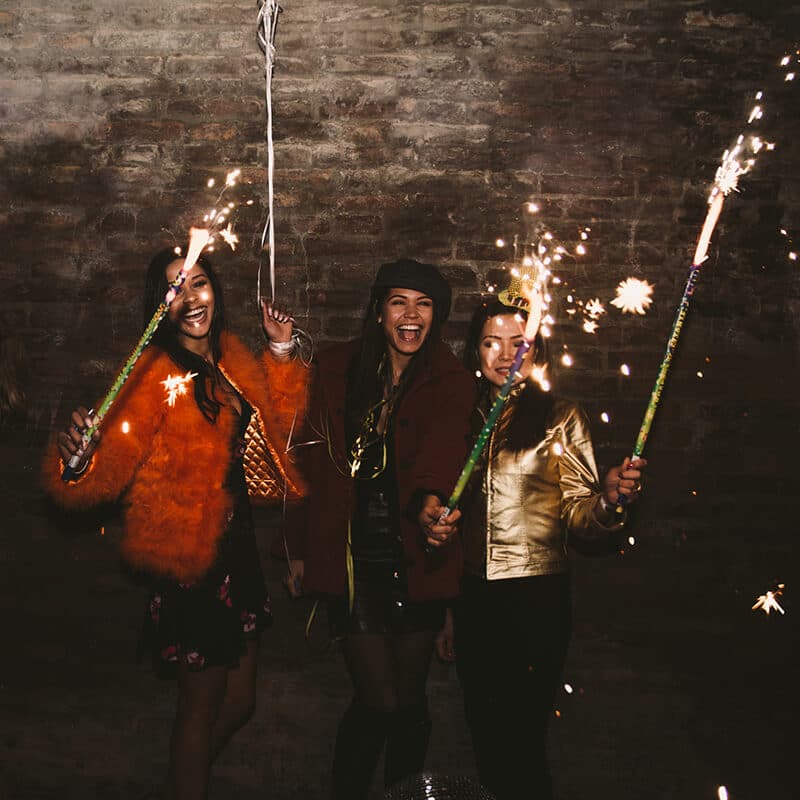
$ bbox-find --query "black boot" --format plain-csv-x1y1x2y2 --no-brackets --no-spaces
331,700,391,800
383,698,432,790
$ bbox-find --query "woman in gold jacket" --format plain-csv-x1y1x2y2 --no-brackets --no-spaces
427,299,646,800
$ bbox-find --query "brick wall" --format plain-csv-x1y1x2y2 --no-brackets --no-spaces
3,0,799,533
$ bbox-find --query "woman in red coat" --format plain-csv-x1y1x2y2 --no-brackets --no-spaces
286,259,475,799
44,246,306,800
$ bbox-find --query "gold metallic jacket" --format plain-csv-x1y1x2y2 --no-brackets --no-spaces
465,392,624,581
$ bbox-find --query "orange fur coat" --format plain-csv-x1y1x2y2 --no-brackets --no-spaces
43,332,307,583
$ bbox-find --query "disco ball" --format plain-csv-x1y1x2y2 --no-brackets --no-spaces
384,773,495,800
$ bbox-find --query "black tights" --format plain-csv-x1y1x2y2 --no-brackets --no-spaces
455,574,572,800
331,630,436,800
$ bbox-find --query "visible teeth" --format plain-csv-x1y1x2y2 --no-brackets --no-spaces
398,325,421,331
185,308,204,319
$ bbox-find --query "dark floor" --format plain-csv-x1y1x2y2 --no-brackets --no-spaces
1,430,795,800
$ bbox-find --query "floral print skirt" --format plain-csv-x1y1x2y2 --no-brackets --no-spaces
140,498,272,676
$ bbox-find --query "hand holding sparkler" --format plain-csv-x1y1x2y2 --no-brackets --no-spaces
420,495,461,549
57,406,100,476
601,457,647,515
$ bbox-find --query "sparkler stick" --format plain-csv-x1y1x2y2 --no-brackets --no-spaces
615,104,771,510
62,228,210,481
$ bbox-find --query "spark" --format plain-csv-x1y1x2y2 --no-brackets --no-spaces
697,371,704,378
583,319,599,334
600,412,610,423
121,421,130,434
752,583,785,616
718,787,728,800
552,442,564,456
627,536,635,546
563,683,573,694
790,252,798,261
611,278,654,315
561,353,573,367
496,238,506,248
620,364,631,376
219,224,239,251
162,372,198,407
584,298,605,319
527,202,539,213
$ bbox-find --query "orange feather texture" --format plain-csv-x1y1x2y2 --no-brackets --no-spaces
43,332,308,583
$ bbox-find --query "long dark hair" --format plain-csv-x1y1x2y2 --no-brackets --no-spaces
345,285,444,445
465,299,553,453
144,246,226,423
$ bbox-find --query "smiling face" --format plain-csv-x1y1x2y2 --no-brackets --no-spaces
478,313,534,390
165,259,216,354
378,288,434,374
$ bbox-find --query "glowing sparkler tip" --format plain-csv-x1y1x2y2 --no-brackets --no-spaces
718,786,729,800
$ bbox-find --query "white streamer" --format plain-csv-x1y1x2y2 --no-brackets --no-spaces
257,0,281,302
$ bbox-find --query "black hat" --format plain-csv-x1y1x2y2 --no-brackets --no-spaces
372,258,452,320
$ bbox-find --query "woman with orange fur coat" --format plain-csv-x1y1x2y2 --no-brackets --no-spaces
43,247,306,800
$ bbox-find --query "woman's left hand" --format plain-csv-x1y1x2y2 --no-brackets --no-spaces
419,495,461,548
260,298,294,343
603,457,648,506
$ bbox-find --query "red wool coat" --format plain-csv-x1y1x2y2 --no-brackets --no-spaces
286,339,476,602
43,332,307,583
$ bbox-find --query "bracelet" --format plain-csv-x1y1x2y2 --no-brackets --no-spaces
268,338,297,356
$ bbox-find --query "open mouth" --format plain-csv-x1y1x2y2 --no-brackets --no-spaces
397,324,423,343
182,307,207,328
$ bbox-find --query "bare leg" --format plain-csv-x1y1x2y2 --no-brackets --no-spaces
165,663,228,800
211,639,259,761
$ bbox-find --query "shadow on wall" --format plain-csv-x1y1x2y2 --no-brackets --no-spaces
0,332,28,429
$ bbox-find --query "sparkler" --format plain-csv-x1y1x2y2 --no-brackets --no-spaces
615,95,773,507
257,0,281,302
62,170,246,481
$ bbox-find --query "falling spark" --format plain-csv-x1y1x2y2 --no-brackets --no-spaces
561,353,574,367
752,584,785,616
600,412,610,423
583,319,599,334
584,298,605,319
697,371,704,378
620,364,631,377
121,421,130,434
162,372,199,407
219,224,239,251
496,238,506,248
563,683,574,694
611,278,654,315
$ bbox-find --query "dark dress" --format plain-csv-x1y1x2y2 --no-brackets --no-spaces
142,399,272,674
327,417,444,637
